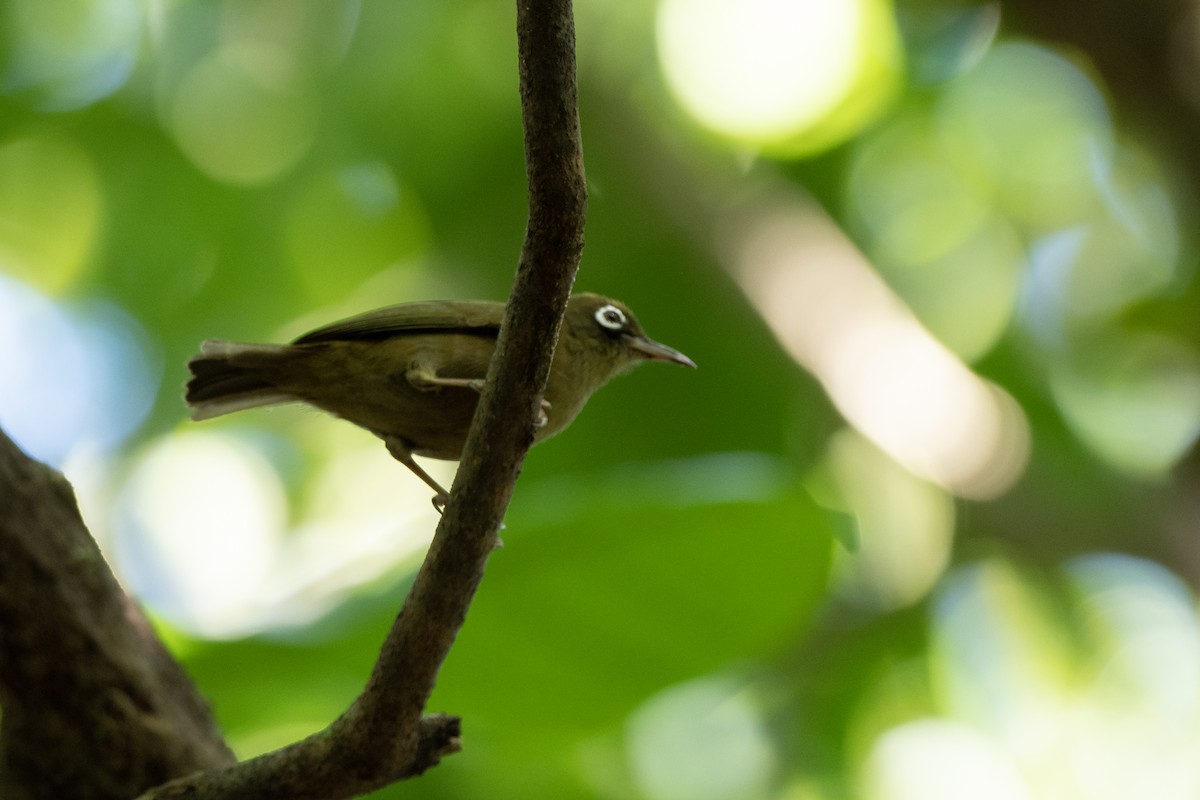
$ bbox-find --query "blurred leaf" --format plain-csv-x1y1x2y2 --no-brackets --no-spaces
0,134,101,292
433,470,834,741
178,465,832,798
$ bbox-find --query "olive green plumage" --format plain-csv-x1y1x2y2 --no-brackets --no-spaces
185,293,694,506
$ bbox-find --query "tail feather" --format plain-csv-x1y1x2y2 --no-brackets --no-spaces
185,340,299,420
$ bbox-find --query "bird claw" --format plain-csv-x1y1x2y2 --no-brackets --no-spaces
432,492,449,513
535,398,551,429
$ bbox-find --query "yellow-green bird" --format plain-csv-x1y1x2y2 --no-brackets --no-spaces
185,293,695,507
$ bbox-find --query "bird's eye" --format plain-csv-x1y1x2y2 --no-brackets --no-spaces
594,304,627,331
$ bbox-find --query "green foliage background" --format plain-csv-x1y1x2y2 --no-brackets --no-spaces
3,1,1200,798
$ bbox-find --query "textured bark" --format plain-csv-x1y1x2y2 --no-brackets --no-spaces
0,429,235,799
135,0,588,796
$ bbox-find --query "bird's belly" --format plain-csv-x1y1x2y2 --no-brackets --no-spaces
334,388,479,460
287,338,490,459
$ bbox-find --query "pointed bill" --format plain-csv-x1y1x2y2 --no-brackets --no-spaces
624,334,697,368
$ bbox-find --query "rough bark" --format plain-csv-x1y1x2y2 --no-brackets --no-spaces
0,429,235,799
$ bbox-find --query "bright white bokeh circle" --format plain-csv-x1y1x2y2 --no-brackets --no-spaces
657,0,863,140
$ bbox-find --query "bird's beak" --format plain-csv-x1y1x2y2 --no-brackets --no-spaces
624,334,697,368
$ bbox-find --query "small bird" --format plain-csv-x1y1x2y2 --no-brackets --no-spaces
185,293,695,508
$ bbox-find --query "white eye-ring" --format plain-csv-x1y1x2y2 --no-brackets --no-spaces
595,304,627,331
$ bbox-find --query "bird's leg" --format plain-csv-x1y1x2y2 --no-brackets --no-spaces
383,435,450,512
406,369,485,393
382,436,507,539
408,368,551,427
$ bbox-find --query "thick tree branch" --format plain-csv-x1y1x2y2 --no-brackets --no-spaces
0,429,235,800
134,0,587,797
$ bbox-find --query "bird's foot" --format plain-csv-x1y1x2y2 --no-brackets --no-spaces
382,434,453,510
535,398,551,429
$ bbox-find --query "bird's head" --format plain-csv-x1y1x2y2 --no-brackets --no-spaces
561,293,696,384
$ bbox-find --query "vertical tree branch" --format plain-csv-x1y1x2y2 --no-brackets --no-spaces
1,0,583,797
132,0,587,797
336,0,588,754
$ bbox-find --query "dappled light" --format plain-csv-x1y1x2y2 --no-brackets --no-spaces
112,426,444,638
849,555,1200,799
821,430,955,610
1069,555,1200,729
625,676,776,800
1021,148,1178,323
0,275,157,466
864,719,1033,800
114,431,290,638
1050,333,1200,476
727,195,1030,498
284,162,431,300
657,0,901,153
937,42,1112,226
848,114,1024,360
3,0,1200,796
0,0,141,110
0,135,102,292
166,43,321,186
932,561,1075,753
844,37,1191,480
855,556,1200,799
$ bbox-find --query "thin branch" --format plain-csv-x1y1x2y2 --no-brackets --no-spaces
134,0,587,796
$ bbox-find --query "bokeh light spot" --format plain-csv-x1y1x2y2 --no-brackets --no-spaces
727,194,1029,498
852,114,992,265
1051,333,1200,477
864,719,1033,800
657,0,901,153
626,676,775,800
114,431,288,638
168,43,319,186
903,2,1000,85
1,0,141,110
932,561,1073,757
217,0,363,68
284,163,430,300
0,275,157,466
913,556,1200,799
822,429,954,610
1070,554,1200,724
938,41,1113,226
0,134,102,292
849,114,1025,359
1064,554,1200,799
1020,145,1179,331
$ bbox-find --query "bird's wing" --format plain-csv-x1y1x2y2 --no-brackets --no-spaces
292,300,506,344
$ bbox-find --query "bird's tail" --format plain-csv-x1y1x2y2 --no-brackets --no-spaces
185,340,299,421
